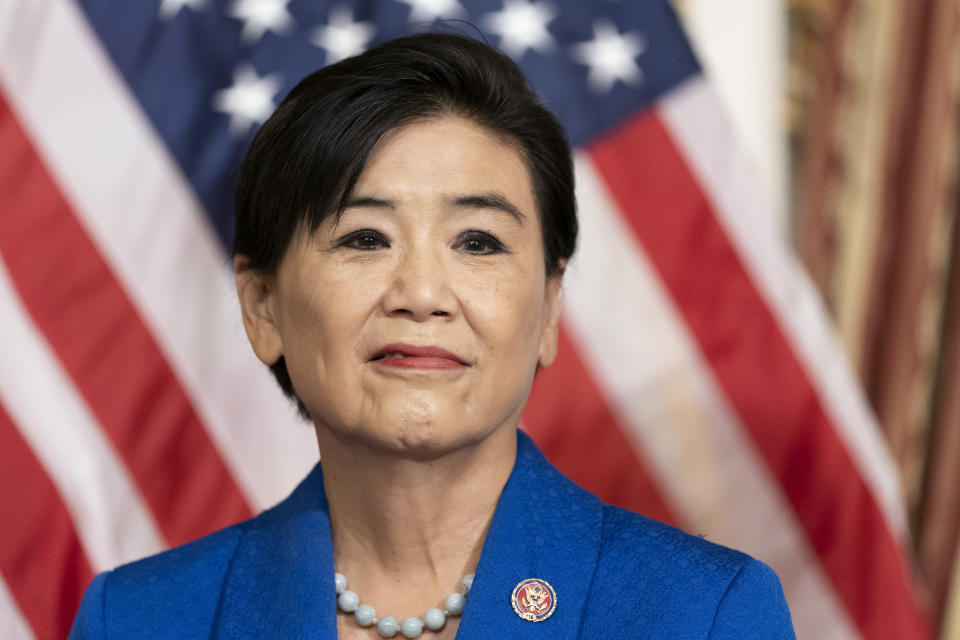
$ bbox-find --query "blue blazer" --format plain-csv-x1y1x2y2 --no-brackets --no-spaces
70,431,795,638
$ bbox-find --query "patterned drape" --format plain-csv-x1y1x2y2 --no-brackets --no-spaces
788,0,960,633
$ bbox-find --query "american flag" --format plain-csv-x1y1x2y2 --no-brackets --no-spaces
0,0,931,638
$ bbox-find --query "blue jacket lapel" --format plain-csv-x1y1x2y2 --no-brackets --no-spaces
212,431,603,639
213,464,338,639
457,431,603,639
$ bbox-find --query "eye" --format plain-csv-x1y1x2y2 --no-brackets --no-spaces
454,230,507,256
337,229,389,250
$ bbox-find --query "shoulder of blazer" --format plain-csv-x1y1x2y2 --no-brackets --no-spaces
583,504,793,638
79,522,244,638
75,462,327,639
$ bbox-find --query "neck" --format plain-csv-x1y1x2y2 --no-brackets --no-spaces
315,425,517,612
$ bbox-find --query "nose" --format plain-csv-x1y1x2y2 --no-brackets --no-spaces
381,246,459,321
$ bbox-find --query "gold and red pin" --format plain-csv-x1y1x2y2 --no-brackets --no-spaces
511,578,557,622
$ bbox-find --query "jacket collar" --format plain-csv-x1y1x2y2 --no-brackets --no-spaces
456,431,604,638
213,431,604,639
213,461,336,638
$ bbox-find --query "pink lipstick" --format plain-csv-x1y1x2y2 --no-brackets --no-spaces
370,343,467,370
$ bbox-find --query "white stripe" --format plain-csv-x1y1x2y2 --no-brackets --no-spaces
657,77,907,537
0,257,165,570
0,576,35,640
567,155,860,640
0,0,318,510
680,0,788,231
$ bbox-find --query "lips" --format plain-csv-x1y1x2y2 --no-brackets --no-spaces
370,343,467,370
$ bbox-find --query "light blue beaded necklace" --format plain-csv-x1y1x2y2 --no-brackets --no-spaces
335,571,474,638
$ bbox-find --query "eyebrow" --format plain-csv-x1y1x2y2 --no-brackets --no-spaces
342,195,395,210
451,193,526,224
342,192,527,224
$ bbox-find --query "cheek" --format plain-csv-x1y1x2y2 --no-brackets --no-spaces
278,274,367,380
466,269,546,356
284,260,380,334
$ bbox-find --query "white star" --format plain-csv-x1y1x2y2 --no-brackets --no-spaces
482,0,557,60
398,0,466,23
227,0,294,45
311,6,376,65
571,19,646,93
158,0,206,20
212,64,282,134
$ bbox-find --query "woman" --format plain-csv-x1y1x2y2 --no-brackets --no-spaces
70,33,795,639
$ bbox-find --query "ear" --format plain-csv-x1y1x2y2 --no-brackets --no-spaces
234,255,284,366
537,262,566,369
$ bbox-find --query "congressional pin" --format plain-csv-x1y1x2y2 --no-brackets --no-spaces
511,578,557,622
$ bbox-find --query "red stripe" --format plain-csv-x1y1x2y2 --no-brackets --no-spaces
589,110,931,638
0,402,94,640
0,94,251,548
524,325,679,527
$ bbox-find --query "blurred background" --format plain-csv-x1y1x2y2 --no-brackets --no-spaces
678,0,960,635
0,0,958,638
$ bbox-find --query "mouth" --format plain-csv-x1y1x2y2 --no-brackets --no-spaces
369,343,468,370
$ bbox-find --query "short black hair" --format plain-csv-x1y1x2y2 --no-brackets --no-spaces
233,32,577,413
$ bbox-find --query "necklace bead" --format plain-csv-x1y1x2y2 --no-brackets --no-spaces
401,617,423,638
354,604,377,627
376,616,398,637
423,608,446,630
443,592,465,616
334,570,474,637
338,590,359,613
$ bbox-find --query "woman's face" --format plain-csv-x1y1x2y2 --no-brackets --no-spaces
239,116,563,456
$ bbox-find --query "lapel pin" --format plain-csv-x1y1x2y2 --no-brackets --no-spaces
511,578,557,622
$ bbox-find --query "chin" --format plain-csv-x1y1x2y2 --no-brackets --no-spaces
384,415,469,457
312,393,512,459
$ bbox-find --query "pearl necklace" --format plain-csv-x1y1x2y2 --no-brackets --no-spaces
335,571,474,638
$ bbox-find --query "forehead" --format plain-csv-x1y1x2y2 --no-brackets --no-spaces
353,116,536,212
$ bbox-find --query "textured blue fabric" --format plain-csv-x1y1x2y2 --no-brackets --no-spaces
69,431,796,639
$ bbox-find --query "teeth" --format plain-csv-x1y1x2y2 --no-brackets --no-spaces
382,353,406,359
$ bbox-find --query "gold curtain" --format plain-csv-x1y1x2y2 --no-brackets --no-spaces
789,0,960,634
